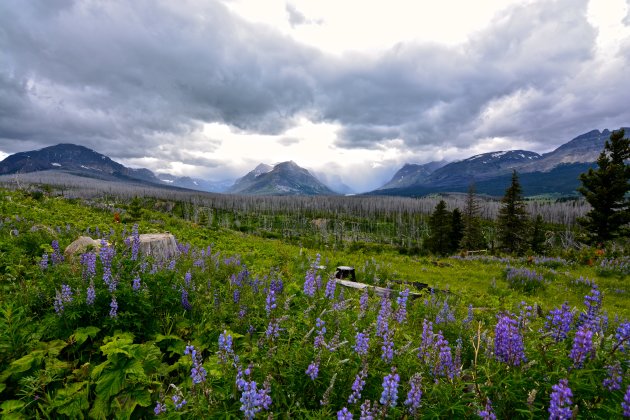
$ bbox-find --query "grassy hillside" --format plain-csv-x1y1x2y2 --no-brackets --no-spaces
0,188,628,418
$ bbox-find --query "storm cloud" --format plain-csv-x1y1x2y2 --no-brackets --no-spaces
0,0,629,189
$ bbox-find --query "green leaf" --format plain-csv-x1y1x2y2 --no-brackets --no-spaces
7,350,44,375
53,381,89,417
95,369,125,402
72,326,101,346
0,400,26,413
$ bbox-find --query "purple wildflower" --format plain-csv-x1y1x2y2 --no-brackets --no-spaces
304,254,321,297
569,324,594,368
578,285,603,332
381,330,394,363
337,407,353,419
109,296,118,318
40,253,48,270
154,401,166,415
354,331,370,356
132,276,141,291
463,304,474,325
603,361,622,391
394,288,409,324
494,314,526,366
348,366,368,404
359,400,375,420
615,322,629,352
181,288,192,311
306,360,319,380
51,240,64,265
404,373,422,416
266,288,276,316
218,330,234,364
184,271,192,287
86,282,96,305
436,300,456,325
418,319,434,363
131,224,140,261
167,260,176,270
99,242,116,291
233,288,241,304
380,368,400,407
172,394,187,410
184,345,207,384
434,331,457,379
265,320,280,340
548,379,573,420
359,288,369,316
238,378,272,420
376,297,392,338
324,276,337,300
622,385,630,417
477,398,497,420
544,302,574,342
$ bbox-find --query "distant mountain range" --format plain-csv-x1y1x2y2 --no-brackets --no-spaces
0,128,625,197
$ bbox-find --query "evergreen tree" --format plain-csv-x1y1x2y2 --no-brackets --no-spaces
128,197,143,221
577,129,630,243
530,214,546,254
450,208,464,253
198,209,209,226
427,200,452,255
460,184,485,251
497,171,529,254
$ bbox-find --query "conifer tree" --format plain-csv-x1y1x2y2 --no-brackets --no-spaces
427,200,452,255
460,184,485,250
128,197,143,221
530,214,546,254
497,171,529,254
450,208,464,253
577,129,630,243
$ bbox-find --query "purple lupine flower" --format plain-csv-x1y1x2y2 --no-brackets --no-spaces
394,288,409,324
544,302,574,342
172,395,187,410
578,285,603,332
463,304,474,325
51,240,64,265
184,345,207,384
434,331,457,379
615,322,629,352
184,271,192,287
376,297,392,338
233,288,241,304
79,252,96,281
494,314,526,366
270,276,283,295
622,385,630,417
379,368,400,407
238,378,272,420
603,361,622,391
359,400,375,420
167,260,176,270
314,318,326,349
131,224,140,261
181,288,192,311
54,284,73,315
359,288,369,316
132,276,141,291
454,337,463,373
337,407,353,419
109,296,118,318
404,373,422,416
548,379,572,420
304,254,321,297
99,241,116,291
418,319,434,363
40,253,48,270
265,320,280,340
381,330,394,363
266,288,276,317
435,300,456,325
154,401,166,415
306,360,319,380
86,282,96,305
477,398,497,420
348,366,368,404
569,324,594,368
218,330,234,364
354,331,370,356
324,276,337,300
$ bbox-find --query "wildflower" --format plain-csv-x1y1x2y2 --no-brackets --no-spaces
167,260,176,270
181,288,192,311
394,288,409,323
109,296,118,318
603,361,622,391
578,285,603,332
477,398,497,420
184,271,192,287
233,288,241,304
376,297,392,338
218,330,234,364
304,254,321,297
359,288,369,316
184,345,207,384
324,276,337,300
622,385,630,417
381,330,394,363
569,324,594,368
548,379,572,420
265,320,280,340
494,314,526,366
132,276,141,291
379,368,400,407
154,401,166,415
418,319,434,363
434,331,457,379
463,304,474,325
615,322,629,352
99,242,116,291
435,299,456,324
172,394,187,410
306,360,319,380
266,288,276,316
131,224,140,261
86,282,96,305
404,373,422,416
359,400,375,420
40,253,48,270
51,240,64,265
354,331,370,356
337,407,353,419
348,366,368,404
239,380,266,420
544,302,573,342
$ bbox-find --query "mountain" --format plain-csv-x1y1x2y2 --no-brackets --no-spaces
0,143,164,184
377,161,446,190
156,173,233,193
228,161,337,195
372,128,623,197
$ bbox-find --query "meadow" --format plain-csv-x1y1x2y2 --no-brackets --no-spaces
0,187,628,418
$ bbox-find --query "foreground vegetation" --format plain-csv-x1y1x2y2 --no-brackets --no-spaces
0,188,629,418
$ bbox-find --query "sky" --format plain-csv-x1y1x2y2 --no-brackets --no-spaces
1,0,630,192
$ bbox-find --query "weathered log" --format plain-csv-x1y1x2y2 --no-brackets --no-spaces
335,279,424,299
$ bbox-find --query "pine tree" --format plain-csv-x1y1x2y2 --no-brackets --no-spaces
530,214,546,254
450,208,464,253
427,200,452,255
128,197,143,221
460,184,485,251
577,129,630,243
497,171,529,254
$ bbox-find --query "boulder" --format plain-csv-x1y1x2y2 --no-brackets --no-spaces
64,236,102,258
135,233,179,260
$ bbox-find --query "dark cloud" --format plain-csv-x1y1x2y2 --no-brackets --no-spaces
0,0,628,178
